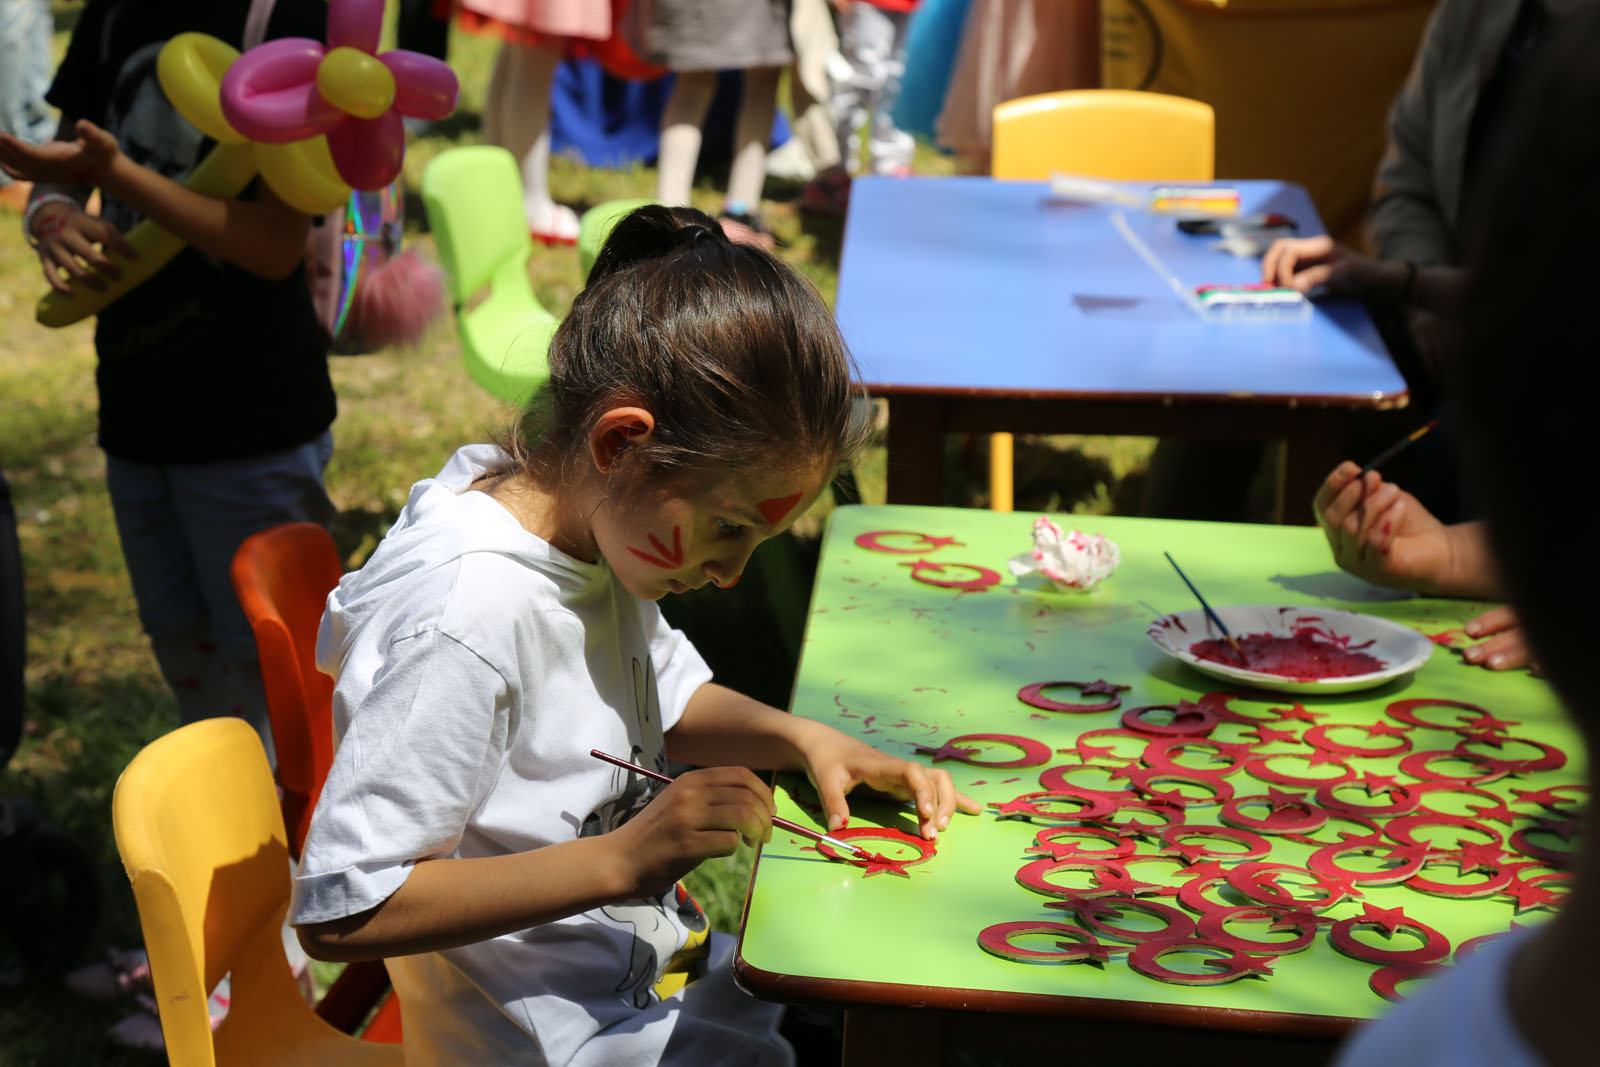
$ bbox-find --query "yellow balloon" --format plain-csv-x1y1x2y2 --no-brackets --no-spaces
316,47,395,120
36,143,258,328
254,136,352,216
157,33,247,144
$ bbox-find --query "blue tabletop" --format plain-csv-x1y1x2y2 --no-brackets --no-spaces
835,176,1408,403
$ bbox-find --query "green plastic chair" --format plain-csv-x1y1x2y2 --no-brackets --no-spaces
421,146,559,405
577,197,656,280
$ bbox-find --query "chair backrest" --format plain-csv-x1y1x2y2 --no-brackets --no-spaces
991,89,1215,182
230,522,343,860
112,718,402,1067
421,145,557,406
419,145,534,308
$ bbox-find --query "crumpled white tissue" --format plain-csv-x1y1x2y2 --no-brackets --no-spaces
1007,516,1121,592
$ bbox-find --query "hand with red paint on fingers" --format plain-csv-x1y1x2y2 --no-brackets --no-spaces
606,765,778,898
1313,461,1496,599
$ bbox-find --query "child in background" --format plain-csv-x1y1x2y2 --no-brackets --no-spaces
1314,463,1530,671
1332,12,1600,1066
457,0,612,244
292,205,977,1065
625,0,792,249
0,0,336,749
803,0,917,218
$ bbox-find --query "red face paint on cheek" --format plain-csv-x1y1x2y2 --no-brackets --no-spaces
756,491,803,526
626,526,685,569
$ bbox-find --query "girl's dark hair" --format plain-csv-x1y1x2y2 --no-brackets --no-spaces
1455,10,1600,738
507,205,867,489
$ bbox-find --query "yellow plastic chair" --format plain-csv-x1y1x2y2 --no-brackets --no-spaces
420,146,560,406
986,88,1215,511
112,717,403,1067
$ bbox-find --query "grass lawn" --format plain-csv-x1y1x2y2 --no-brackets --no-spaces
0,7,1155,1063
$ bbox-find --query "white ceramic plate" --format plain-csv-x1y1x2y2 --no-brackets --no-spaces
1146,605,1433,695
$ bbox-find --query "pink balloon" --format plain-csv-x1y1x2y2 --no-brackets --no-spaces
327,109,404,190
382,50,460,121
220,38,339,142
326,0,384,53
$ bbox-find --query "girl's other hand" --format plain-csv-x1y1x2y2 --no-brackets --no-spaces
1462,606,1536,672
32,202,137,295
798,727,980,841
608,766,776,898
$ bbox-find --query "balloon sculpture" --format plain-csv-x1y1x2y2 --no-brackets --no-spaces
37,0,457,327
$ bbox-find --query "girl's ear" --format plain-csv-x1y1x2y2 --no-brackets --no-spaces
589,406,657,472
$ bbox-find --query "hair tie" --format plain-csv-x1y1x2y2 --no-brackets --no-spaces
671,223,717,250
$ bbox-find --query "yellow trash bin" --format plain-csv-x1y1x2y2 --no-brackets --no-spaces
1101,0,1437,246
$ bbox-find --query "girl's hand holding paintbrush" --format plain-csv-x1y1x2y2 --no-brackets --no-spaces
1314,462,1535,672
1314,461,1495,597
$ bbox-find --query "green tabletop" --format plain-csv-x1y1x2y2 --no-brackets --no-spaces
735,506,1583,1036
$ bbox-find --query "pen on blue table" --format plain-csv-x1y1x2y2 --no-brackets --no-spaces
588,749,876,862
1358,418,1440,478
1163,552,1245,664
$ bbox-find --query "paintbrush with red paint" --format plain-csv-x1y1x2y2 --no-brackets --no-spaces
1163,552,1246,664
588,750,877,862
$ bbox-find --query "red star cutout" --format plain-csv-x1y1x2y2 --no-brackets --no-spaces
1358,903,1410,936
1511,787,1584,810
1273,703,1326,724
1080,679,1131,697
988,796,1043,818
1531,817,1581,841
914,741,981,763
1249,725,1300,745
1107,763,1142,782
1303,748,1351,769
1466,801,1518,826
1074,740,1120,762
1218,950,1276,978
1458,729,1508,749
1264,787,1310,812
1464,712,1520,733
1504,881,1566,912
1452,842,1507,874
1362,721,1411,740
858,852,912,878
1089,869,1160,896
1357,772,1405,795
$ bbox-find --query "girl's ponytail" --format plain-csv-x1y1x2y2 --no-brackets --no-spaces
586,205,729,285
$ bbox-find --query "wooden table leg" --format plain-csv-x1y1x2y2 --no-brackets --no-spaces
1279,415,1346,525
843,1007,943,1067
884,397,944,506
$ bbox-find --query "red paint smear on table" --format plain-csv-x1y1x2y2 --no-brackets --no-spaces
627,526,685,569
1191,631,1386,681
757,492,803,525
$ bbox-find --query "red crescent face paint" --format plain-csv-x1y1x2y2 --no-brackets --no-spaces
756,491,803,526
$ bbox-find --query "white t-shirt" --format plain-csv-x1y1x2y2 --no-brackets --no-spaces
291,445,789,1066
1334,924,1543,1067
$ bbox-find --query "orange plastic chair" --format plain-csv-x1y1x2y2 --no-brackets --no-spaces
111,717,404,1067
230,522,342,859
986,89,1215,511
230,522,403,1043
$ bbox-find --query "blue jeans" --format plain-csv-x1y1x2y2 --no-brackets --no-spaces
0,0,54,186
105,431,335,663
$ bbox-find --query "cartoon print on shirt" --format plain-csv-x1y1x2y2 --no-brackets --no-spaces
579,656,710,1007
